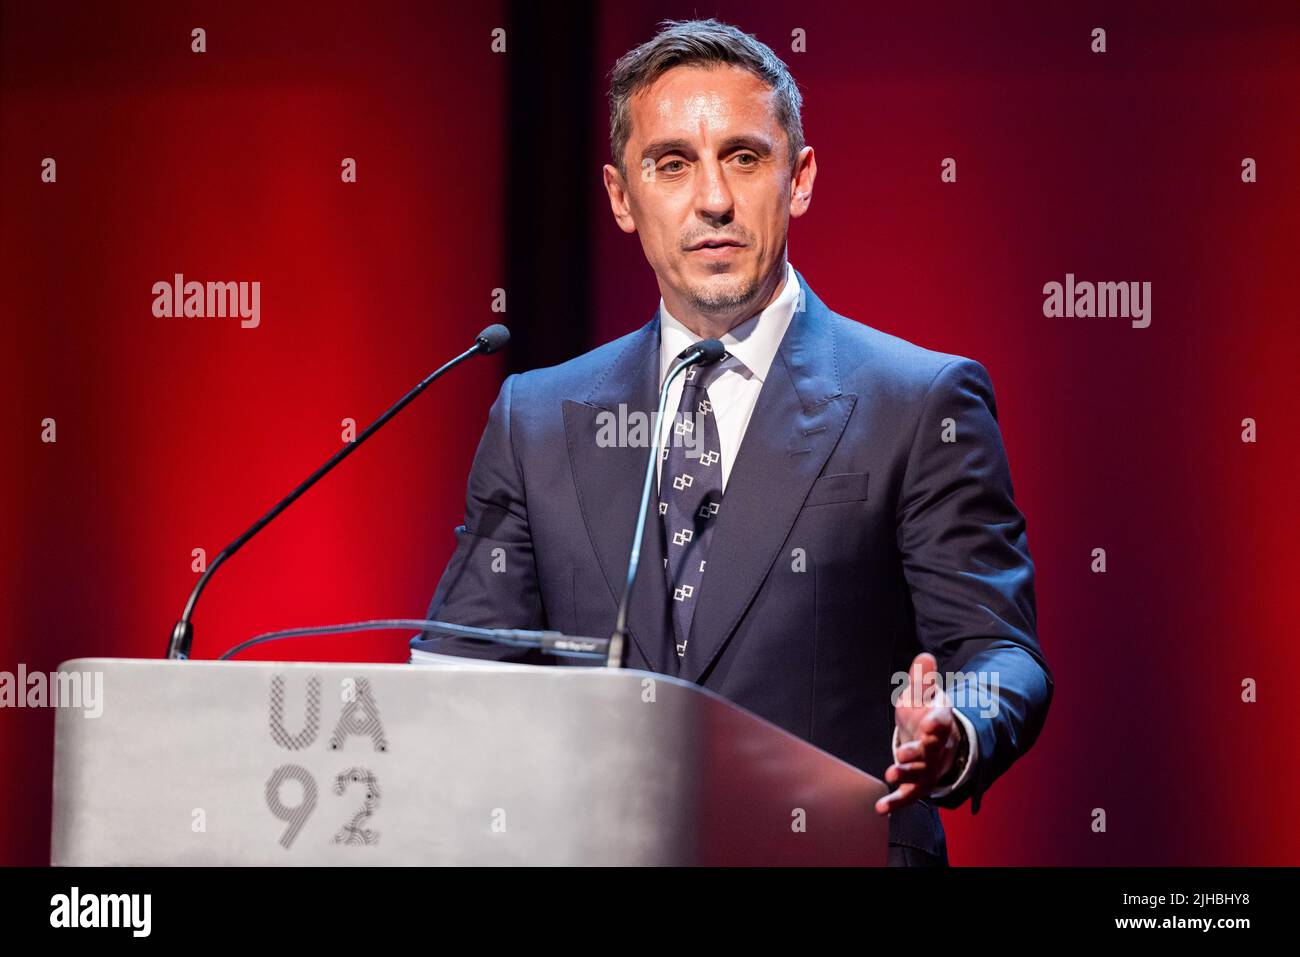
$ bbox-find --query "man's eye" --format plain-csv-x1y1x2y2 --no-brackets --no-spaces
660,159,685,173
734,153,758,166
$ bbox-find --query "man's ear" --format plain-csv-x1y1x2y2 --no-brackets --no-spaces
603,163,638,234
789,146,817,220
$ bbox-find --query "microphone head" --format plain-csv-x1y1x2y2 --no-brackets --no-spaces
691,338,727,365
475,324,510,354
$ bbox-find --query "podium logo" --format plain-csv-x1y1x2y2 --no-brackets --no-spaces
152,273,261,328
265,674,389,850
49,887,151,937
0,665,102,718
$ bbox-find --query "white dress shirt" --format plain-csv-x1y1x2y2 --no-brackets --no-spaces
654,259,978,801
655,260,799,491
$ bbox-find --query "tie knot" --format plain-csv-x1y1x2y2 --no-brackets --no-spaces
682,352,733,391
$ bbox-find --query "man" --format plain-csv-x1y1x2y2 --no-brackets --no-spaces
414,18,1052,866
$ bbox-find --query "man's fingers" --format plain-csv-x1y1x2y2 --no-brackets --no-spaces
894,740,921,761
897,724,949,762
919,704,948,733
898,652,942,730
907,654,932,709
908,656,924,707
884,761,927,784
886,654,952,813
875,781,919,815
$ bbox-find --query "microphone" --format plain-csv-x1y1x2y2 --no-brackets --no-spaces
164,325,511,660
475,324,510,354
606,338,726,668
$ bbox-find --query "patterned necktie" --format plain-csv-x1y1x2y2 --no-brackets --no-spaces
659,359,726,664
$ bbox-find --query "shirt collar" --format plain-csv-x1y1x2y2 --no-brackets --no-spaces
658,260,799,386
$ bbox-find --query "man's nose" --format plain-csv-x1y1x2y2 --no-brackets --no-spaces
694,158,734,227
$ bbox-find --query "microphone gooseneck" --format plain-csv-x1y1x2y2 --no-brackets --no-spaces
165,326,510,660
218,618,608,662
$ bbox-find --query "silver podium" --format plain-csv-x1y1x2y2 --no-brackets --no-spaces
51,657,888,865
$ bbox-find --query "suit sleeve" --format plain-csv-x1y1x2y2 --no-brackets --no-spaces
895,358,1054,814
410,372,550,663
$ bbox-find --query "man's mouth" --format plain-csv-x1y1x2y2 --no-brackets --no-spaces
687,239,744,252
686,237,748,256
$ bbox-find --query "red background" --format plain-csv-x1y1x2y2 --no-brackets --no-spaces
3,1,1298,866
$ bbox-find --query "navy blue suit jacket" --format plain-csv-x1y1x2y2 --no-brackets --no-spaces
413,268,1053,860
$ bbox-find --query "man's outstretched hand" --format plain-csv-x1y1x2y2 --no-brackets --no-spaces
874,652,964,816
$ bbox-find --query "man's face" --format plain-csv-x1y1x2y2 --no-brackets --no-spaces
604,64,814,322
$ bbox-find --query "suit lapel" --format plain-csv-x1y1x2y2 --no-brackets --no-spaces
679,270,858,683
563,316,674,671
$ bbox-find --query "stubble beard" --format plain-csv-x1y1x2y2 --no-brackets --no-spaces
684,269,762,316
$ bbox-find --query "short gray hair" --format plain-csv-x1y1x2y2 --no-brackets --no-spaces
607,18,805,180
